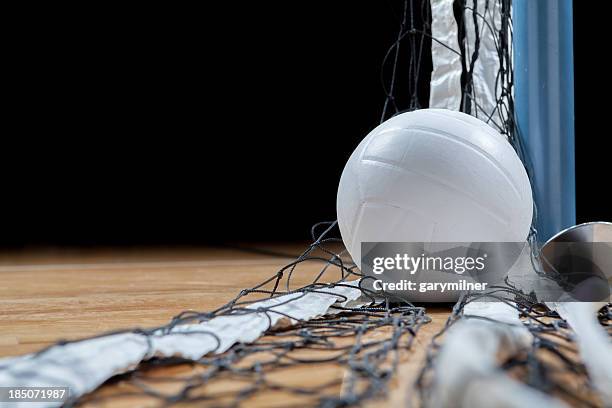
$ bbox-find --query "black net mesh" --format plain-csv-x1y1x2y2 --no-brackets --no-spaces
68,222,431,407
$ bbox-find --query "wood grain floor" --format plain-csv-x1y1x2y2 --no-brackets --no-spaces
0,245,450,406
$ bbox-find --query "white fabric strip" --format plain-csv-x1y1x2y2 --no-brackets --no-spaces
429,0,462,110
428,302,567,408
430,0,510,136
547,302,612,406
511,249,612,404
0,281,363,408
463,0,505,127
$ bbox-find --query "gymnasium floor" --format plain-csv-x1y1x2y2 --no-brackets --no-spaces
0,245,450,406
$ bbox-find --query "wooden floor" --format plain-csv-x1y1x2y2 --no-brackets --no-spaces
0,244,450,406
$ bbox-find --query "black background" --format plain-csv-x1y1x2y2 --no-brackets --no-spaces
1,1,606,247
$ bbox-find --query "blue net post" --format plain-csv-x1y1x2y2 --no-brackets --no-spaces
513,0,576,242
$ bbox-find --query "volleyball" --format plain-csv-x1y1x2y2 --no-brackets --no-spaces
337,109,533,270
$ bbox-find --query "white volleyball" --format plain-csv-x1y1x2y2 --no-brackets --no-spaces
337,108,533,270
